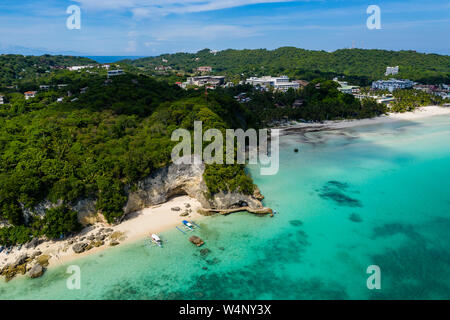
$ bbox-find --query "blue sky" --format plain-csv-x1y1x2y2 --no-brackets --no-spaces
0,0,449,56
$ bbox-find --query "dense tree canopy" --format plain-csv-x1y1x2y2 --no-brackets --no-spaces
0,54,96,87
124,47,450,85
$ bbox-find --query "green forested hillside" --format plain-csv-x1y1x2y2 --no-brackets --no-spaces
125,47,450,85
0,54,96,87
0,72,254,244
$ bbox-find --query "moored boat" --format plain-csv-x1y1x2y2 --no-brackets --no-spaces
182,220,194,230
151,233,162,247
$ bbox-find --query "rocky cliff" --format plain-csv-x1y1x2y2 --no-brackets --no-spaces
24,156,269,225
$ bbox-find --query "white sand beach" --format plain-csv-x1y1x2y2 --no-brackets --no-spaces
279,106,450,132
1,195,203,270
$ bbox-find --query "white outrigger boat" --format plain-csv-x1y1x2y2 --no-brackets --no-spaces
176,220,201,234
150,233,162,247
182,220,194,230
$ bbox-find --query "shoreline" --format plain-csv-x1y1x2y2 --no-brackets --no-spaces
2,105,449,280
1,195,204,276
277,105,450,133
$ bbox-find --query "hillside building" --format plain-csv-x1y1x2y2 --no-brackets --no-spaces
385,66,399,76
107,70,125,78
197,66,212,73
24,91,37,100
245,76,300,92
183,76,225,88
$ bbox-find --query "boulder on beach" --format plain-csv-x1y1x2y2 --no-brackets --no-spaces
92,240,104,247
25,238,41,249
30,251,42,259
72,243,88,254
189,236,205,247
95,234,106,241
171,207,181,211
36,254,50,267
29,264,44,279
13,254,28,267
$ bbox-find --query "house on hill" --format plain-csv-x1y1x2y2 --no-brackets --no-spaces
197,66,212,73
24,91,37,100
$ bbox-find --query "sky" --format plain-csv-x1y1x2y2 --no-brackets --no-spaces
0,0,449,56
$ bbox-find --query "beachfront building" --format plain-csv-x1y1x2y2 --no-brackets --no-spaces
385,66,399,76
413,84,439,94
245,76,300,92
183,76,226,88
372,79,415,92
107,69,125,78
354,93,396,107
197,66,212,73
24,91,37,100
376,96,396,106
335,80,360,94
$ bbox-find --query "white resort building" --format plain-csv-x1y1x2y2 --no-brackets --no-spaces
245,76,300,92
385,66,399,76
372,79,415,92
68,65,94,71
183,76,225,88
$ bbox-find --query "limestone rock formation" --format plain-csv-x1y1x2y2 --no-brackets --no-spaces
20,155,270,227
28,264,44,279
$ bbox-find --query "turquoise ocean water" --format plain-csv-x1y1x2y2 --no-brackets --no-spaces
1,114,449,299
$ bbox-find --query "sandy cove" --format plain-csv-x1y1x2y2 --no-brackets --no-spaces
278,106,450,133
1,195,203,272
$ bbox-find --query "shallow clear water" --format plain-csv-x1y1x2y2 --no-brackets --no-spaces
1,115,450,299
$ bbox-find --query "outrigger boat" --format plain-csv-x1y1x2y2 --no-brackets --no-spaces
150,233,162,247
182,220,194,230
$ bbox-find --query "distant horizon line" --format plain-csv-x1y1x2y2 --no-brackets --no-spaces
1,46,449,59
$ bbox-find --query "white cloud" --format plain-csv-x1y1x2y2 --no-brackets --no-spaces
72,0,297,16
152,24,258,41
